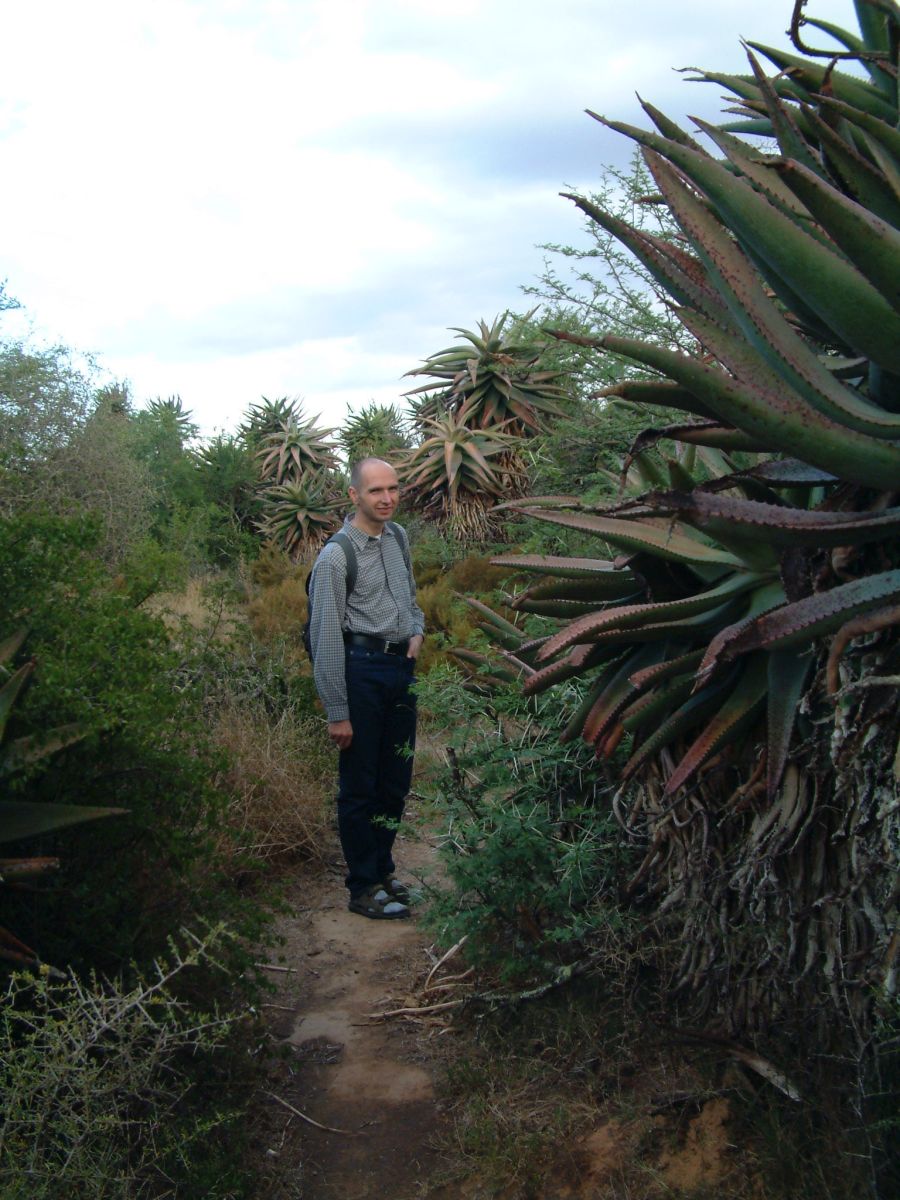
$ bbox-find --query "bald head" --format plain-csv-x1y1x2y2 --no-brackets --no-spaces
350,457,393,490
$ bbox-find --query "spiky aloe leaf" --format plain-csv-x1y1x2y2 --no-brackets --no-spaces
775,159,900,309
536,571,767,662
663,654,769,795
621,674,735,781
515,574,640,602
745,41,897,123
555,330,900,490
581,644,668,747
630,421,773,453
523,643,621,697
800,105,900,227
512,506,745,568
459,596,524,646
491,554,638,587
595,379,718,421
701,570,900,680
2,724,89,777
0,800,126,844
0,661,33,740
766,649,815,802
621,673,696,734
644,492,900,548
587,113,900,372
643,148,900,438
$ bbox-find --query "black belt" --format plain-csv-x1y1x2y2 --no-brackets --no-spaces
343,632,410,656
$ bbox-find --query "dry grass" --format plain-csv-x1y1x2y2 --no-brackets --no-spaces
211,694,333,864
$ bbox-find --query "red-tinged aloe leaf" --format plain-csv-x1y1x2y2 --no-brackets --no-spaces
644,150,900,439
536,572,762,662
629,648,705,690
664,654,769,796
0,661,34,740
767,649,815,801
523,643,621,696
0,629,28,668
0,856,60,881
0,924,39,964
1,724,89,776
560,194,729,320
490,554,633,582
630,422,774,453
586,112,900,372
511,506,744,568
621,676,735,780
582,644,668,746
560,667,621,743
745,41,897,122
800,105,900,227
638,94,710,153
0,800,127,844
493,494,581,512
515,575,639,603
593,380,717,421
707,570,900,676
567,330,900,490
621,674,696,733
513,598,617,618
697,580,788,686
775,159,900,309
644,492,900,548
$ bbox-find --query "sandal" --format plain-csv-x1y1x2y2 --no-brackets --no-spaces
381,874,411,904
348,885,410,920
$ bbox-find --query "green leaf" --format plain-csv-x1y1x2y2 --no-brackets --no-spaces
766,649,814,802
0,800,127,844
663,654,769,795
0,662,34,742
513,506,745,567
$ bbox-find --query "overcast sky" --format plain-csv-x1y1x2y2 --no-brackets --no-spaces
0,0,854,437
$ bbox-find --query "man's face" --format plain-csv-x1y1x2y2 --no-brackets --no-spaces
349,461,400,525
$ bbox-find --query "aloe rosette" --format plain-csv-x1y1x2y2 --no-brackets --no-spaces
475,1,900,1047
255,473,342,560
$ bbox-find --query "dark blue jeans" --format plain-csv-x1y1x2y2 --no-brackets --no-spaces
338,645,417,898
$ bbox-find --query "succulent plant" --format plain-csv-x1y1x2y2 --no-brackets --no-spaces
240,395,301,451
340,401,410,463
401,410,526,542
255,473,342,560
471,1,900,1044
256,410,339,487
404,312,569,437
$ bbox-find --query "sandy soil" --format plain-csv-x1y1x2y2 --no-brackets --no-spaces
252,808,449,1200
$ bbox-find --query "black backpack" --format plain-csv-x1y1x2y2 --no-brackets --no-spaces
302,522,409,658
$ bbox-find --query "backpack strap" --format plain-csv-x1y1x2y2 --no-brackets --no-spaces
306,531,357,603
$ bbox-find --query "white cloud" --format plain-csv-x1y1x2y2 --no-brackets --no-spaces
0,0,859,434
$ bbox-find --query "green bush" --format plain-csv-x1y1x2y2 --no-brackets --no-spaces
0,511,269,975
415,665,638,983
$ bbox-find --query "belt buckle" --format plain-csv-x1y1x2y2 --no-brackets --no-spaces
381,638,391,654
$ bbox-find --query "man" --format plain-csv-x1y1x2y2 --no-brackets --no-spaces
308,457,425,919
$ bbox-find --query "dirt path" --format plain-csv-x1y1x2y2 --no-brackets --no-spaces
254,806,450,1200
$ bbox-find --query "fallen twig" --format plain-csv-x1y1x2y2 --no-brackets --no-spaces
367,998,465,1020
423,935,468,991
424,967,474,992
264,1091,361,1135
254,963,297,974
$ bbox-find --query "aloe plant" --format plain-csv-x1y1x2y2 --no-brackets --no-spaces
472,2,900,1050
340,402,409,462
404,312,569,436
1,629,123,970
255,473,342,560
256,409,338,486
401,411,526,541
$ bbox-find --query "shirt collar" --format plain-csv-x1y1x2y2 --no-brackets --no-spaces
342,514,396,546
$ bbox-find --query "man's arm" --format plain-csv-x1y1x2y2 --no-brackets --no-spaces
309,548,352,742
397,525,425,657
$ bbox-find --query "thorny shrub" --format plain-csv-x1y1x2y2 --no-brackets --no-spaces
0,925,248,1200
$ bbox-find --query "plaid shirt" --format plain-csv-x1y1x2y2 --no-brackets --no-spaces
309,516,425,722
